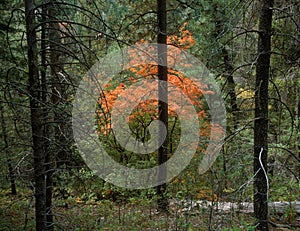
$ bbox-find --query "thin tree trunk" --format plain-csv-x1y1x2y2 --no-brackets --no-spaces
0,102,17,195
156,0,168,212
24,0,47,229
253,0,274,230
222,47,239,130
212,3,239,131
212,5,239,193
40,4,54,230
48,3,78,168
49,2,63,167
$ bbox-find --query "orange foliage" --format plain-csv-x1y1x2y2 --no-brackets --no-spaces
96,23,212,141
167,22,194,49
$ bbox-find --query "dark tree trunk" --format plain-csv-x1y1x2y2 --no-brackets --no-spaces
222,48,239,130
253,0,274,230
0,102,17,195
48,2,79,168
156,0,169,212
24,0,47,229
49,3,63,167
212,3,239,131
211,4,239,195
40,4,54,230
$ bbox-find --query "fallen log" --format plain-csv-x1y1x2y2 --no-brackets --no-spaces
176,200,300,215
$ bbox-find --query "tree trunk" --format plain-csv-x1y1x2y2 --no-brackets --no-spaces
48,2,79,168
40,4,54,230
24,0,47,229
212,3,239,131
212,4,239,194
49,2,63,167
156,0,169,212
0,102,17,195
222,47,239,130
253,0,274,230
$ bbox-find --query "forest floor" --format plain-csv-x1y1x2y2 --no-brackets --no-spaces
0,189,299,230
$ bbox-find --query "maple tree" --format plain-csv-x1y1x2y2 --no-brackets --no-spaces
95,23,215,166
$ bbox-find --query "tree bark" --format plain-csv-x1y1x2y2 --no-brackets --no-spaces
48,2,79,168
0,102,17,195
212,2,239,131
24,0,47,229
156,0,169,212
40,4,54,230
253,0,274,230
49,2,64,167
222,47,239,130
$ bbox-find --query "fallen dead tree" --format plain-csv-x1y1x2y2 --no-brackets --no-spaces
174,200,300,215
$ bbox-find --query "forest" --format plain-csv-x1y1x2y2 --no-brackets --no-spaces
0,0,299,230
